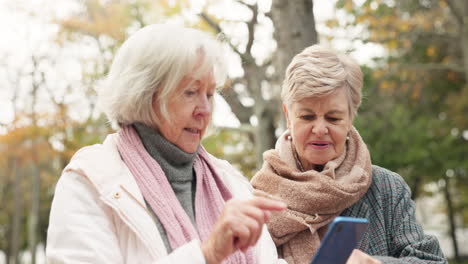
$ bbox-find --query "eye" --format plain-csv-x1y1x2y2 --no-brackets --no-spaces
184,89,196,96
326,117,341,122
300,115,315,120
207,92,214,99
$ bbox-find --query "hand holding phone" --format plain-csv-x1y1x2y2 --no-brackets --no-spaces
346,249,382,264
310,217,369,264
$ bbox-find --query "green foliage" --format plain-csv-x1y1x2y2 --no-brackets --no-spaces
203,128,256,178
0,112,110,254
334,0,468,224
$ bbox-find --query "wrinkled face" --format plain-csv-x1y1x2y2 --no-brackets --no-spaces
154,72,215,153
284,88,353,170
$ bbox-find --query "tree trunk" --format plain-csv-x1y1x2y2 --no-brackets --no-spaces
200,1,319,168
254,101,278,168
460,2,468,83
409,175,421,200
28,161,40,264
265,0,318,165
442,175,460,263
28,56,41,264
248,0,318,167
446,0,468,82
9,158,22,264
462,25,468,83
270,0,318,82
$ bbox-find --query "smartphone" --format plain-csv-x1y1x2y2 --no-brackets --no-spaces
310,216,369,264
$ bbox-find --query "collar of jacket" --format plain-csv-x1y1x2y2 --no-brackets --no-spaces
63,133,167,259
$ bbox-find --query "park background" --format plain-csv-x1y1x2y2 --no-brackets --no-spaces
0,0,467,263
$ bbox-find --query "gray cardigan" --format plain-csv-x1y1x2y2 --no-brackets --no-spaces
341,165,447,263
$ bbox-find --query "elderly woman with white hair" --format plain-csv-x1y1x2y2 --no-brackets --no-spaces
251,45,447,264
46,24,287,264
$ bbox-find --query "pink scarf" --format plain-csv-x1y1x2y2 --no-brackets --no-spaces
117,126,254,263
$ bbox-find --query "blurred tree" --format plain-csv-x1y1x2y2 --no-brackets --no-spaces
200,0,318,167
0,117,58,263
203,126,257,178
55,0,319,169
330,0,468,261
0,1,116,260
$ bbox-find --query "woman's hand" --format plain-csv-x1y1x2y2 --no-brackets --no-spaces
346,249,382,264
201,197,287,264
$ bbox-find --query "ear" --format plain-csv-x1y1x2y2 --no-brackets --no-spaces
283,104,291,129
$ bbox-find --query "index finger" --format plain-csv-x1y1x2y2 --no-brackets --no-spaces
249,196,287,211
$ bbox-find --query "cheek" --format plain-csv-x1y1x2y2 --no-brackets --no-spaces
333,127,350,149
290,121,310,142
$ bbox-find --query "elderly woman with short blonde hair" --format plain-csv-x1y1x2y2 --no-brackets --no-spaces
251,45,447,264
46,24,286,264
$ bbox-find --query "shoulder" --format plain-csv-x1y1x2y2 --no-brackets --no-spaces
67,133,120,168
370,165,410,194
62,133,125,192
367,165,412,208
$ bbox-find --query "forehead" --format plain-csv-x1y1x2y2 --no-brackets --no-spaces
177,71,215,88
293,89,349,113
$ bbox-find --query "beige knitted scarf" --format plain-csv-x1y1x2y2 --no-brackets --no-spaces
251,126,372,264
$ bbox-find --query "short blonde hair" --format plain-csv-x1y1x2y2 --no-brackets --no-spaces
281,45,363,118
98,23,226,128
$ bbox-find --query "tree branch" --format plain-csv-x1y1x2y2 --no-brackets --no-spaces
444,0,463,26
364,31,459,44
199,12,256,65
399,63,465,73
243,2,258,55
131,3,147,28
219,81,253,124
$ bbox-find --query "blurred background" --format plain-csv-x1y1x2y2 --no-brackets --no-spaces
0,0,467,263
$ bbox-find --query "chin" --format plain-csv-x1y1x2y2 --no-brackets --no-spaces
308,158,330,167
183,145,199,154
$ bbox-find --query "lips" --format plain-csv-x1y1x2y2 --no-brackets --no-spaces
309,141,331,149
311,141,329,145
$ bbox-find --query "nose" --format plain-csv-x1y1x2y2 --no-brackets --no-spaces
312,118,328,137
194,94,212,118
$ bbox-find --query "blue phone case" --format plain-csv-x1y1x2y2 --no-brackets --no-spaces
310,216,369,264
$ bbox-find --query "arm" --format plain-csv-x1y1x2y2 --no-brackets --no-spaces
254,225,288,264
46,171,207,264
209,156,287,264
46,171,125,263
373,176,447,264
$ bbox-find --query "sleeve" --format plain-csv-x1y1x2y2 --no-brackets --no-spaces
254,226,288,264
46,171,208,264
154,240,206,264
46,171,125,264
373,175,447,264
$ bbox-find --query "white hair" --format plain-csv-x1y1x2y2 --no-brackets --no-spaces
281,45,363,119
98,23,226,128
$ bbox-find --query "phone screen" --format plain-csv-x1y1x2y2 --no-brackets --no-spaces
310,217,369,264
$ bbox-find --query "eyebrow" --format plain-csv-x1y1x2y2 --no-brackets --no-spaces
298,108,347,115
327,110,347,115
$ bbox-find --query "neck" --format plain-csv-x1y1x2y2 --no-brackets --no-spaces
133,123,198,184
313,164,324,172
292,145,324,172
133,122,197,166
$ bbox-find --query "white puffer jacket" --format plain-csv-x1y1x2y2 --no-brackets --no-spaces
46,133,284,264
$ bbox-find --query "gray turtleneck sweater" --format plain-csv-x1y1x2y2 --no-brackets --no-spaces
133,123,198,252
